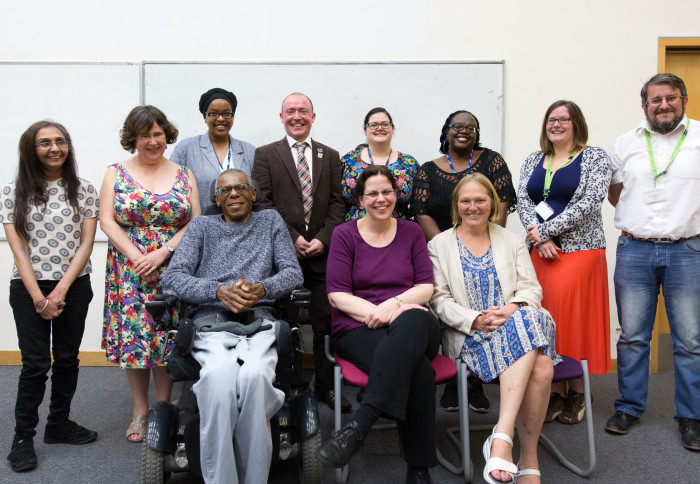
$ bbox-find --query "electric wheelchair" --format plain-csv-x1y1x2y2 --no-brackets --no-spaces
140,286,322,484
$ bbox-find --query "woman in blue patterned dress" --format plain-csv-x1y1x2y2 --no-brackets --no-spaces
340,107,418,220
428,174,560,484
100,106,201,442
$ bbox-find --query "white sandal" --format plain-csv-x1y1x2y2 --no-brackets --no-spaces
516,467,541,482
482,426,517,484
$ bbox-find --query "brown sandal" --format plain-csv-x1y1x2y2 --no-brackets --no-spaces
126,414,147,443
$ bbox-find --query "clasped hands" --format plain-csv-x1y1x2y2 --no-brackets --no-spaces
216,279,266,313
133,247,171,283
294,236,325,259
526,224,560,260
472,303,520,333
363,298,427,329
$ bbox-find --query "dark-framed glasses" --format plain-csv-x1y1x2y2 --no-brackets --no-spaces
35,139,69,149
365,121,393,130
645,95,682,107
546,117,571,125
215,183,253,196
363,188,397,199
449,124,478,133
206,112,234,119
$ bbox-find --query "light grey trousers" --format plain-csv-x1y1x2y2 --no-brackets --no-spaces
192,320,284,484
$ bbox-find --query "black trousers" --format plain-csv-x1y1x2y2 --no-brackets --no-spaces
302,265,334,394
335,309,441,467
10,275,93,439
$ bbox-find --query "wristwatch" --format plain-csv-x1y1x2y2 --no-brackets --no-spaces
165,244,175,254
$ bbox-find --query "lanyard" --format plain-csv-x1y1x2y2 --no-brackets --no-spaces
645,120,689,186
543,149,577,199
367,147,392,165
446,151,472,174
214,138,232,171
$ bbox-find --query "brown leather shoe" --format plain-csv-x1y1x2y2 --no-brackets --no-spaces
319,390,352,413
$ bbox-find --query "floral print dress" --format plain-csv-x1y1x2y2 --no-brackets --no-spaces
340,148,418,221
102,163,193,368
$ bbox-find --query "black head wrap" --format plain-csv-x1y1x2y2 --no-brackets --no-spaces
199,88,238,117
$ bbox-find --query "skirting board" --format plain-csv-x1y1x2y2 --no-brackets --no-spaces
0,351,113,367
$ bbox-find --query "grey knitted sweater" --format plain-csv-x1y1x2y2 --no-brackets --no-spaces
161,209,303,319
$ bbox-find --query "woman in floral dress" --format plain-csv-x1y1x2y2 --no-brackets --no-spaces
340,107,418,220
100,106,200,442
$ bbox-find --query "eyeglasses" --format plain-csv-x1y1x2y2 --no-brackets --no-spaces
449,124,478,133
206,112,234,119
645,95,683,107
215,183,253,196
363,189,396,199
35,139,69,149
546,117,571,125
365,122,393,130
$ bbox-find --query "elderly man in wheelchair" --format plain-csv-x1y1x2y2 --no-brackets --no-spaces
157,168,306,483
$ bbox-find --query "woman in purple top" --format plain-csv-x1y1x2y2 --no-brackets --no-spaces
317,165,440,483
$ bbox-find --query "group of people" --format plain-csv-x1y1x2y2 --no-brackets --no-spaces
2,73,697,483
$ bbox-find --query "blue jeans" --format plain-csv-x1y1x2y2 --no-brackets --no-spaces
614,236,700,420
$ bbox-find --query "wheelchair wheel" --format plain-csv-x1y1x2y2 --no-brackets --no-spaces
141,441,166,484
299,431,322,484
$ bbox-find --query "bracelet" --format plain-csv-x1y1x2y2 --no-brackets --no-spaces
393,296,403,307
35,298,50,313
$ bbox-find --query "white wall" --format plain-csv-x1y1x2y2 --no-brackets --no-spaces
1,0,698,354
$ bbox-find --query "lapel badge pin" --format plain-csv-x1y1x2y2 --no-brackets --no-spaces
317,148,323,159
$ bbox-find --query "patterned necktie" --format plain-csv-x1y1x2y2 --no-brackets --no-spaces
294,142,313,225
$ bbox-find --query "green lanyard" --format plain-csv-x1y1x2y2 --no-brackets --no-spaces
645,120,689,186
543,149,577,199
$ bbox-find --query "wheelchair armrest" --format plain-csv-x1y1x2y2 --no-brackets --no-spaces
290,287,312,306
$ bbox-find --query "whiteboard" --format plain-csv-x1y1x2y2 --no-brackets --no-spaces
0,62,142,240
144,62,504,166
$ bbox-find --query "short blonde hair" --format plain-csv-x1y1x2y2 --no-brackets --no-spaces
451,173,502,225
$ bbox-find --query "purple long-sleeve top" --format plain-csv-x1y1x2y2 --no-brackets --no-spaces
326,218,434,341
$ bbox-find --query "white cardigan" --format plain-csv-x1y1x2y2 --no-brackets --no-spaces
427,223,545,359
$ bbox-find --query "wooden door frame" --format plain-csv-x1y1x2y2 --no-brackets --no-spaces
648,38,700,373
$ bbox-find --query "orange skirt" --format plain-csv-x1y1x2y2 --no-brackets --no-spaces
530,248,610,375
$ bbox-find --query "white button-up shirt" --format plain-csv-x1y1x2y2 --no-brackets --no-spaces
610,115,700,239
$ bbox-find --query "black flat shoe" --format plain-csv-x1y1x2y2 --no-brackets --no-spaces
679,418,700,451
317,421,364,468
605,410,639,434
7,438,37,473
406,467,434,483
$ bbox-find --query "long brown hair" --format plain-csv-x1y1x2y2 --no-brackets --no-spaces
14,121,80,240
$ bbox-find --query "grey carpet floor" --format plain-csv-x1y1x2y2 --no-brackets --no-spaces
0,366,697,483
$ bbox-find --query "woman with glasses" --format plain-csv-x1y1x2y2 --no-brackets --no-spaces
412,109,517,413
2,121,98,472
170,87,255,210
340,107,418,220
319,165,440,483
517,100,611,425
100,106,200,443
413,110,516,235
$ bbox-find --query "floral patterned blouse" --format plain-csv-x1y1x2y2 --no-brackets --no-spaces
340,148,418,221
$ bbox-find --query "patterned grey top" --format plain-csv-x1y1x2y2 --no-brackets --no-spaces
517,146,611,253
0,178,99,280
161,209,303,320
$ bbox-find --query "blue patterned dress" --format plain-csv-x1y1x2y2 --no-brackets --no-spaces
458,240,561,382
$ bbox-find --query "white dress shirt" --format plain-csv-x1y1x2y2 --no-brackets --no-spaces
610,116,700,239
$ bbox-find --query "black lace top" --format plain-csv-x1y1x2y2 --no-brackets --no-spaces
411,148,517,231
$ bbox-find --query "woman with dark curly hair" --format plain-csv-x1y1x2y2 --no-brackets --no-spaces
100,105,200,442
1,121,98,472
412,110,516,233
412,109,517,413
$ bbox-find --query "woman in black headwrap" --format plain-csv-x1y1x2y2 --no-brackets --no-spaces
170,87,256,210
